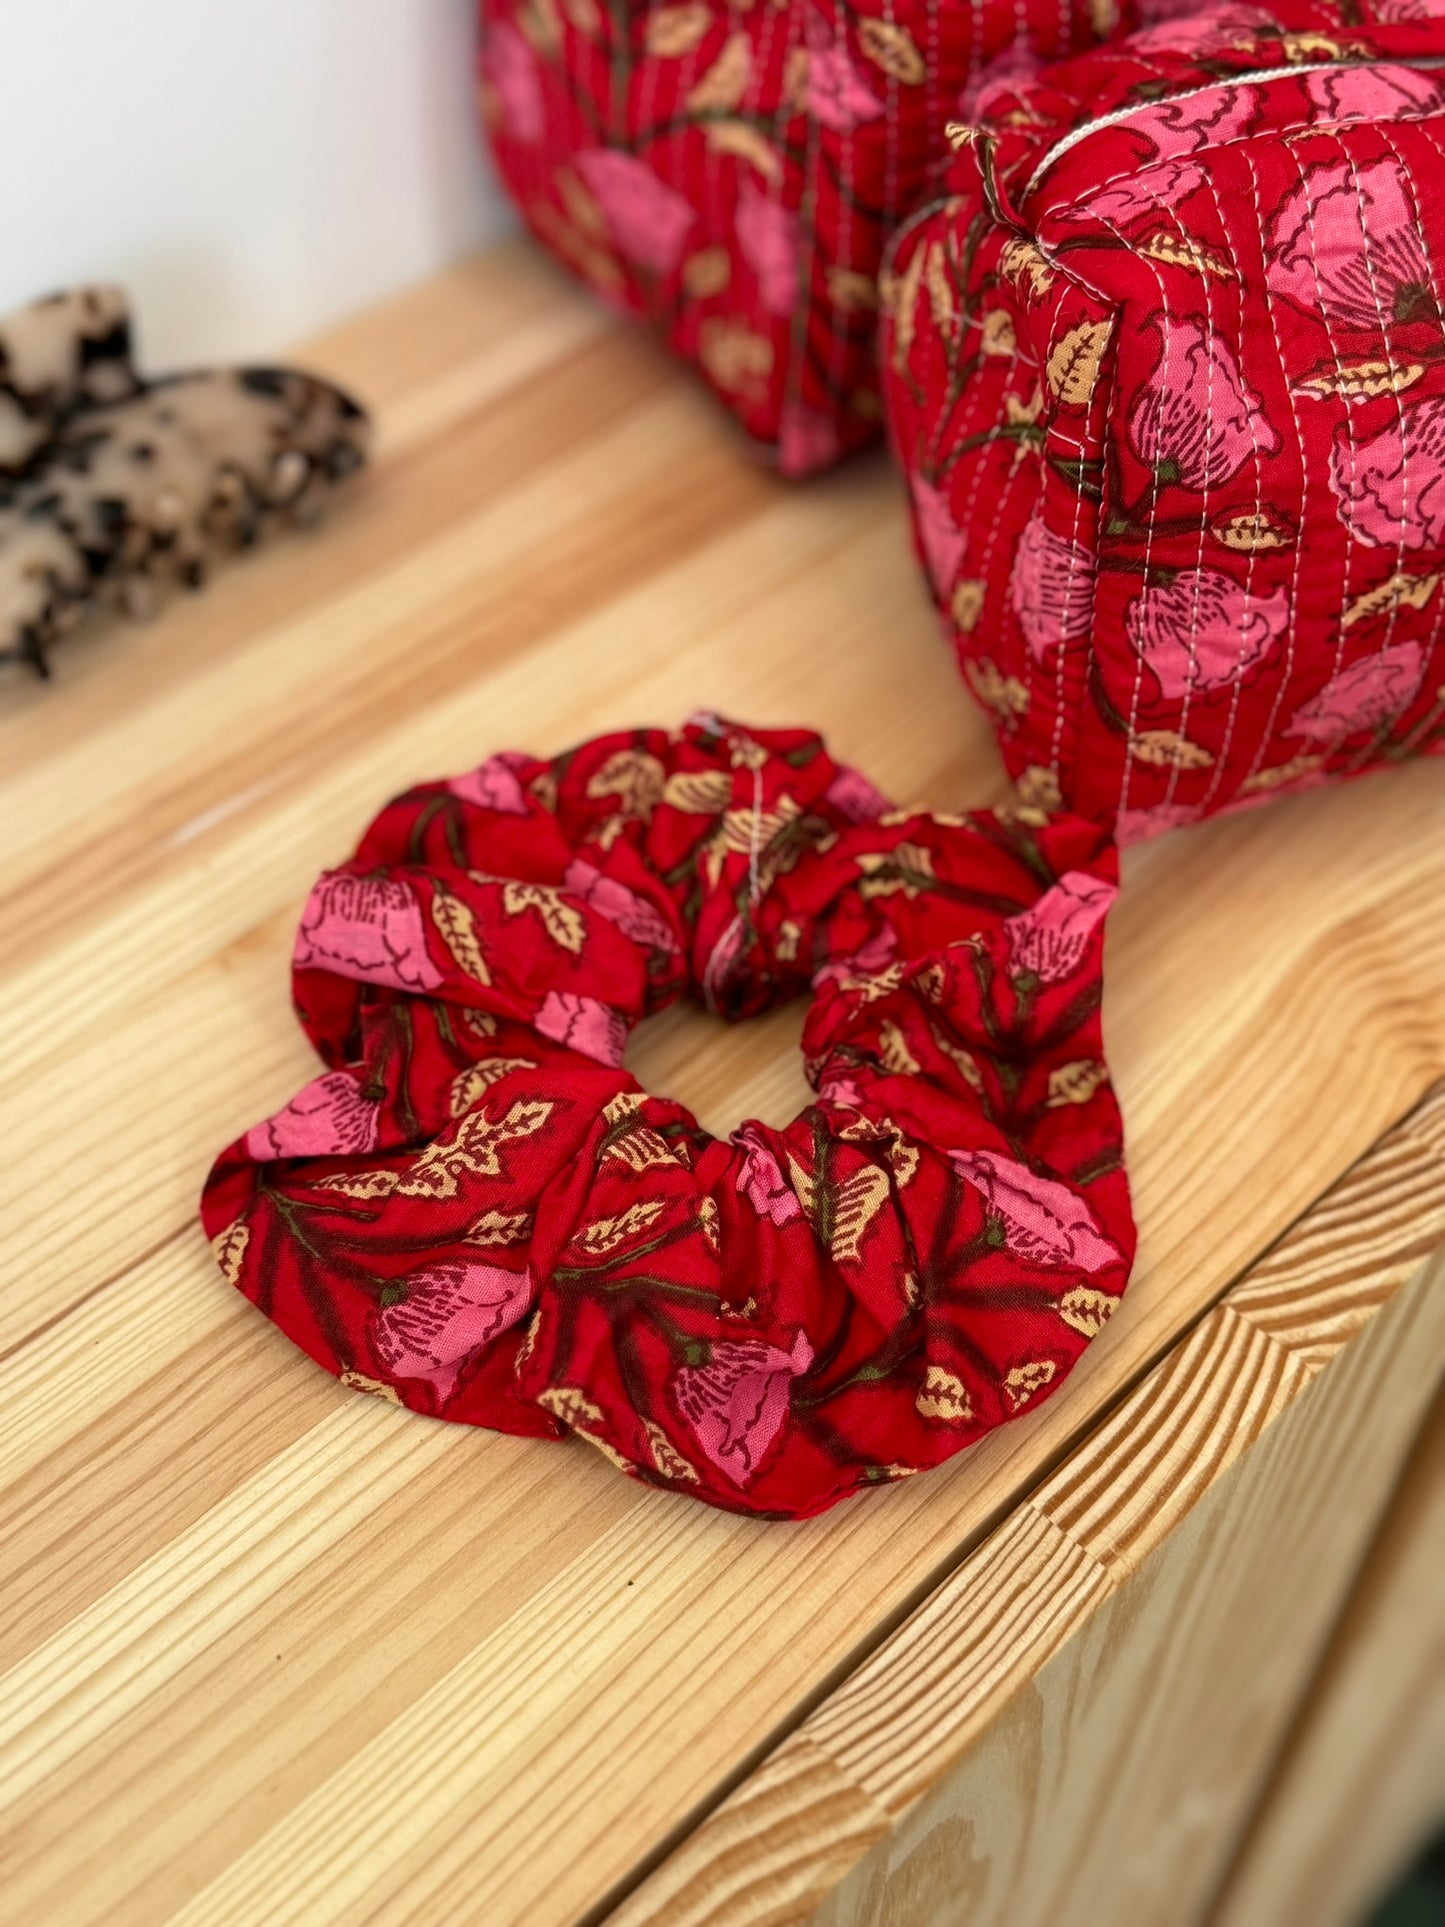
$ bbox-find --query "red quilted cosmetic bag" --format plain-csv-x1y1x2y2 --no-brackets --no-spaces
883,4,1445,839
477,0,1128,474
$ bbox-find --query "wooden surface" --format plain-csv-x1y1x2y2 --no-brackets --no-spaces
1213,1387,1445,1927
616,1093,1445,1927
4,241,1445,1925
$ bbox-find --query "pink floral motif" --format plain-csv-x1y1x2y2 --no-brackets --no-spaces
574,150,695,276
823,763,891,823
952,1149,1121,1272
737,180,800,317
535,989,628,1065
295,873,444,993
1130,319,1277,491
1302,64,1443,123
1071,157,1205,228
1004,872,1116,983
819,1072,866,1108
1330,396,1445,550
449,752,532,814
778,402,841,476
245,1071,381,1161
963,45,1043,121
1010,512,1095,661
1115,802,1203,847
1128,4,1276,54
1268,157,1436,334
1130,84,1260,158
484,22,544,143
1127,570,1291,700
672,1332,813,1486
1287,641,1425,743
814,922,899,988
373,1260,532,1402
733,1128,803,1226
912,478,965,594
805,17,885,133
563,858,679,956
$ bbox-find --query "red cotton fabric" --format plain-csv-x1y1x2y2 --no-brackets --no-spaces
883,3,1445,840
201,717,1133,1518
476,0,1129,474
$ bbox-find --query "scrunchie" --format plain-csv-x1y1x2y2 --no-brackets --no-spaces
201,716,1133,1518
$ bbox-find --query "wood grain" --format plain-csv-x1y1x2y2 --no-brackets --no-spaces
4,242,1445,1924
1210,1389,1445,1927
615,1093,1445,1927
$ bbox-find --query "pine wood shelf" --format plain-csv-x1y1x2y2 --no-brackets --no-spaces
3,243,1444,1926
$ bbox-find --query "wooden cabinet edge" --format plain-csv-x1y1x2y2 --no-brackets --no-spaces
607,1088,1445,1927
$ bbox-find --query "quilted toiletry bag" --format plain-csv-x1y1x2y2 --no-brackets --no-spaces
478,0,1129,474
883,2,1445,838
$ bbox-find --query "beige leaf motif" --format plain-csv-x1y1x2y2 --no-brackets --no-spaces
688,32,751,111
698,1194,720,1254
699,319,774,395
463,1208,533,1246
556,169,607,240
1238,753,1324,794
1016,765,1063,813
1137,230,1236,280
663,767,734,814
1130,729,1214,770
980,309,1017,358
1343,571,1439,629
827,266,877,311
1001,237,1055,299
682,248,731,299
888,1137,921,1189
431,887,491,985
704,121,781,182
953,583,989,635
856,842,935,900
829,1164,891,1264
878,1020,920,1078
1295,360,1424,402
1058,1286,1119,1337
449,1057,536,1118
858,18,925,84
573,1198,667,1256
646,1420,700,1482
211,1219,250,1285
916,1366,974,1423
586,747,666,819
1047,1059,1110,1108
501,879,586,955
965,654,1029,717
1004,1359,1057,1410
1005,385,1045,428
1213,509,1291,552
398,1098,553,1199
925,244,955,333
602,1122,676,1172
560,0,601,32
930,1021,984,1092
339,1370,403,1405
516,0,561,55
462,1008,497,1040
314,1169,401,1200
885,242,928,372
537,1385,605,1430
785,1152,818,1220
1046,319,1112,408
645,3,710,56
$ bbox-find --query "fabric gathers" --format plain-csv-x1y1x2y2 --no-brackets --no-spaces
202,717,1132,1517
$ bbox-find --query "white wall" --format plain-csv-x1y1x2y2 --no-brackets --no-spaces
0,0,513,369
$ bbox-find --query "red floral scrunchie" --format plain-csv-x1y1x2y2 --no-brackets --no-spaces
201,717,1133,1517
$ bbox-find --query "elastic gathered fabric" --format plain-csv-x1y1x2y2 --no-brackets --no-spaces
201,717,1133,1518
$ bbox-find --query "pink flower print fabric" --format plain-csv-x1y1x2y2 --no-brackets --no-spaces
883,1,1445,834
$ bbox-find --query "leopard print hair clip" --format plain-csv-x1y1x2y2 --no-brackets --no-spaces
0,287,369,678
